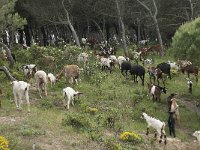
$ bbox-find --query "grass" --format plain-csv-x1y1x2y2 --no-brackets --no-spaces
0,47,200,149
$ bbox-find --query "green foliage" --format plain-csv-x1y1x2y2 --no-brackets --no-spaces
39,99,53,109
104,138,121,150
61,112,92,130
171,17,200,65
19,125,36,136
0,0,26,32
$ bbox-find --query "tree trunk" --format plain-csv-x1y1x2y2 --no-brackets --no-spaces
137,18,141,42
115,0,128,57
136,0,164,56
19,29,24,44
24,25,31,47
91,20,106,42
105,23,110,43
0,66,16,81
41,26,47,46
153,17,164,56
0,42,15,68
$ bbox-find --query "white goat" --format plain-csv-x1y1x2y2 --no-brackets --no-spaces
47,73,56,87
100,57,112,73
108,55,118,67
22,64,37,80
117,56,129,69
138,39,149,45
81,38,87,45
141,112,167,144
34,70,48,98
12,81,30,112
63,87,83,110
143,58,153,65
193,131,200,142
167,61,179,71
77,52,89,67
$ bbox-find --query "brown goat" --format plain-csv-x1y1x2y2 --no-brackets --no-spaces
148,44,162,55
147,83,167,102
181,65,198,82
147,67,165,86
56,65,81,85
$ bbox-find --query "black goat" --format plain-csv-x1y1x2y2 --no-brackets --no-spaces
121,61,132,79
157,62,171,80
130,64,145,85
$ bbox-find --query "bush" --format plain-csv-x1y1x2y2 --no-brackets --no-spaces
119,131,142,144
0,135,9,150
171,17,200,65
19,125,36,136
104,138,121,150
62,112,92,130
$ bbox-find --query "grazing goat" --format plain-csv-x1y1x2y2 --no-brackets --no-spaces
63,87,83,109
141,112,167,144
12,81,30,112
56,65,81,85
177,59,192,68
35,70,48,98
138,39,149,45
47,73,56,87
148,44,162,55
137,47,148,61
148,67,165,86
22,64,37,81
181,65,198,82
130,64,145,85
142,58,153,66
77,52,89,67
100,57,113,73
193,131,200,142
121,61,132,79
81,37,87,47
117,56,129,69
167,61,179,71
157,62,171,80
147,83,167,102
108,55,118,67
186,78,193,94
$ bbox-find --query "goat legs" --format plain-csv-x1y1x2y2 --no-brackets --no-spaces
13,93,19,109
25,91,30,112
146,127,149,135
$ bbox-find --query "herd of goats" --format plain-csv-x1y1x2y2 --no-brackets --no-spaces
0,39,200,144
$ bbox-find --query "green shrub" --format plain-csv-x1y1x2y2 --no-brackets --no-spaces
39,99,53,109
19,125,36,136
171,17,200,65
61,112,92,130
104,138,121,150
